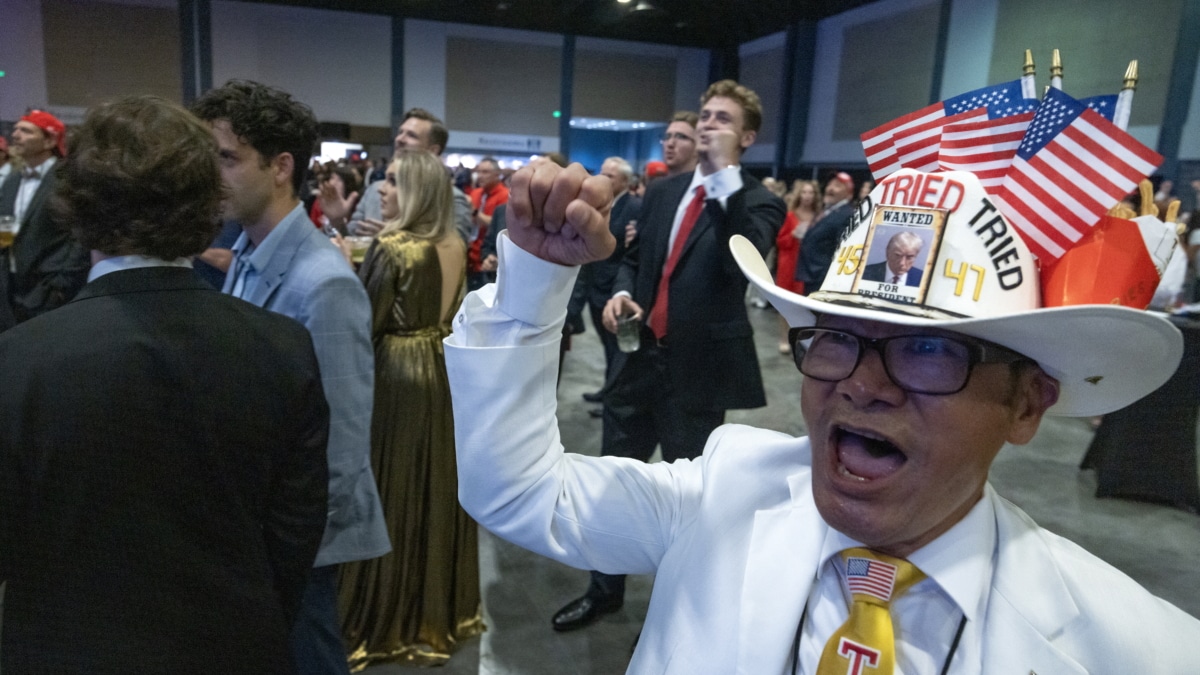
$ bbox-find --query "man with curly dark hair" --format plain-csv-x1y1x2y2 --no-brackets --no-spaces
0,95,331,672
192,80,390,675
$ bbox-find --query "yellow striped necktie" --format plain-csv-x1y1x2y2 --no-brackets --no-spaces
815,548,925,675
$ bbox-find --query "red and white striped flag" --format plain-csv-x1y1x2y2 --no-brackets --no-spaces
860,80,1024,180
991,87,1162,261
892,108,988,173
938,99,1039,197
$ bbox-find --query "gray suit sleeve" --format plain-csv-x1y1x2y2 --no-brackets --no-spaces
453,187,473,244
349,182,382,235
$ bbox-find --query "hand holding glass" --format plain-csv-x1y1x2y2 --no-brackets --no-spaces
616,314,641,353
0,216,16,248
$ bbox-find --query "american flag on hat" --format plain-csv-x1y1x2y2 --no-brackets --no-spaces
861,79,1024,180
891,108,989,173
1080,94,1119,121
990,87,1162,261
938,94,1120,199
938,99,1040,196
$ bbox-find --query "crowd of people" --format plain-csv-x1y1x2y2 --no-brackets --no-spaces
1,69,1198,675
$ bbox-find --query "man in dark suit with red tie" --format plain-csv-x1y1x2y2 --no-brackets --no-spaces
550,80,786,632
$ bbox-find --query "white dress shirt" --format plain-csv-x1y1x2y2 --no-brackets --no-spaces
613,165,743,301
797,494,995,674
14,157,56,228
88,255,193,282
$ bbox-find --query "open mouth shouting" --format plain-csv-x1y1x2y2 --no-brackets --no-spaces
832,425,908,482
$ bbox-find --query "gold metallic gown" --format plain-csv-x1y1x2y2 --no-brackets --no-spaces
338,232,482,670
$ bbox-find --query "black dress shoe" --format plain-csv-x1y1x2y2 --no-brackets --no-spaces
588,407,603,418
582,390,604,403
551,593,623,632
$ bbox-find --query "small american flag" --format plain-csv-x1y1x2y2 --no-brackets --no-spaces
1081,94,1118,121
846,557,898,602
991,87,1162,261
938,99,1040,196
861,80,1024,180
892,108,988,173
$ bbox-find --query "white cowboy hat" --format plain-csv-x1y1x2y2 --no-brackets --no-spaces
731,168,1182,416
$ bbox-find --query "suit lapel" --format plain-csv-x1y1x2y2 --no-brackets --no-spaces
650,176,691,277
981,488,1086,675
611,192,629,238
246,217,307,307
19,170,55,230
671,168,755,277
0,172,19,213
736,470,827,675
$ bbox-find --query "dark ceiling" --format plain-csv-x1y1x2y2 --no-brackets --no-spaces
256,0,878,48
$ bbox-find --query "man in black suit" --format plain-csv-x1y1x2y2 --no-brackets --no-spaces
795,171,856,295
0,96,330,673
861,231,925,286
580,156,642,403
551,80,786,632
0,110,89,330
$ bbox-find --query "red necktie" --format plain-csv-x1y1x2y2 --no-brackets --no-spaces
648,185,706,339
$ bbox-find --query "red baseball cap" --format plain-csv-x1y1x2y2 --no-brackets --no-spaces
833,171,854,191
644,161,668,178
20,110,67,156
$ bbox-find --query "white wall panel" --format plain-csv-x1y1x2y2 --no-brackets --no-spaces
211,1,392,126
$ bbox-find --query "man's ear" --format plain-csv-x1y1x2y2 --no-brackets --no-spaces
273,152,296,190
1006,366,1060,445
739,129,757,151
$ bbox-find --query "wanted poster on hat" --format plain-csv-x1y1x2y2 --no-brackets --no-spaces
852,205,944,304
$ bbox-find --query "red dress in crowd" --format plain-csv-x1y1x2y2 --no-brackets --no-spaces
774,211,809,294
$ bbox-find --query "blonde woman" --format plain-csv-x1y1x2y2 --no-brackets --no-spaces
338,150,481,668
774,179,819,353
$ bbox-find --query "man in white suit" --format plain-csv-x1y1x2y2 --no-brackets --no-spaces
447,160,1200,673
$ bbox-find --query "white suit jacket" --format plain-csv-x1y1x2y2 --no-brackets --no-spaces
446,238,1200,674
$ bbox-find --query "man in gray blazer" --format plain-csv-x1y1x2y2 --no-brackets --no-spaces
193,80,390,675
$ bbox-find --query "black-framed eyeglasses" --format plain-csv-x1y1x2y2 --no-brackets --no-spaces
660,132,694,143
788,327,1031,395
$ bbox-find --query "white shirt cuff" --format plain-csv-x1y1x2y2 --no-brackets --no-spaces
704,165,743,203
449,232,579,347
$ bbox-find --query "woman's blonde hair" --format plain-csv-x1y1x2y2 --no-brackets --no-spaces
379,149,454,240
788,179,820,213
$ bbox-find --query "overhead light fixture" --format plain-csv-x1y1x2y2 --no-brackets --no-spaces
617,0,633,3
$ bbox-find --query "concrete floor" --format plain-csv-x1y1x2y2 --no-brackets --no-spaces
366,303,1200,674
